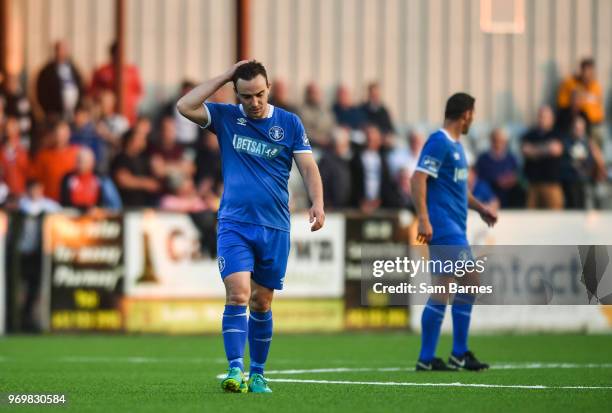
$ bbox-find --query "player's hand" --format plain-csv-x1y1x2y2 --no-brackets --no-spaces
416,218,433,244
309,205,325,232
223,60,250,82
479,205,498,227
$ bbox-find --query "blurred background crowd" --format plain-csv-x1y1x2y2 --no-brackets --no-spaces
0,39,609,219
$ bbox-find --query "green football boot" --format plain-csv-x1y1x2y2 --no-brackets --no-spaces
221,367,248,393
247,373,272,393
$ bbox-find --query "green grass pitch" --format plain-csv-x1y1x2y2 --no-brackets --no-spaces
1,333,611,412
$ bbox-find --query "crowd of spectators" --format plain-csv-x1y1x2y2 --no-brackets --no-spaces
0,42,609,217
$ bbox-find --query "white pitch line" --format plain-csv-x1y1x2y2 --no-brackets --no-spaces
263,378,612,390
262,363,612,375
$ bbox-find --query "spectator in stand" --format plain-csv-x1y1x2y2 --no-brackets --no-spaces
298,82,335,147
360,82,395,135
350,124,401,212
96,90,129,157
557,58,605,147
18,179,61,332
149,116,195,189
396,167,414,209
159,80,201,147
90,41,143,125
160,173,208,213
0,116,29,199
111,121,160,207
475,128,523,208
30,120,79,201
1,74,33,145
318,127,352,209
555,90,590,137
35,40,84,120
332,84,365,130
194,130,222,201
70,104,105,171
269,78,298,113
468,166,500,213
521,106,564,209
560,117,596,209
60,147,103,211
387,129,425,180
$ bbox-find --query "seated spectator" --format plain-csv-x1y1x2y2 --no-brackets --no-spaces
70,104,105,171
30,120,79,201
350,124,401,212
298,82,335,147
194,130,222,199
35,40,84,120
332,85,365,129
561,117,596,209
0,116,29,198
149,116,195,188
468,166,500,213
521,106,564,209
96,90,129,157
387,129,425,180
1,74,33,146
160,173,207,213
269,78,298,113
110,123,160,207
557,58,605,147
60,147,103,210
159,80,201,147
318,127,352,209
475,128,523,208
359,82,395,135
90,42,143,125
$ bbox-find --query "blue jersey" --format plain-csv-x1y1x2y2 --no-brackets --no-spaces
415,129,468,240
203,103,311,231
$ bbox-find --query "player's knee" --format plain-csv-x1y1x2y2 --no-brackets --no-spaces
226,289,250,306
249,292,272,312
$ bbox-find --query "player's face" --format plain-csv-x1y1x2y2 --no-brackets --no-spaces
462,109,474,134
235,75,270,119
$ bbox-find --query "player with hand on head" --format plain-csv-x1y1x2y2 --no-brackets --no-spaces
177,61,325,393
411,93,497,372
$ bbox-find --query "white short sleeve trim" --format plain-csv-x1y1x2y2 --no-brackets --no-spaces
199,103,212,129
293,150,313,154
414,166,438,179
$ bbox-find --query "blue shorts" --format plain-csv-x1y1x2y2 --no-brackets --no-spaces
429,234,473,276
217,219,290,290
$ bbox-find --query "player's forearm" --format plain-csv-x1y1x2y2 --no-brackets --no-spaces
411,173,429,222
468,192,484,212
177,73,229,112
302,163,324,208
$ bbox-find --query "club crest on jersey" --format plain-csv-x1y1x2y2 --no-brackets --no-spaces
453,152,460,160
237,117,247,126
269,126,284,142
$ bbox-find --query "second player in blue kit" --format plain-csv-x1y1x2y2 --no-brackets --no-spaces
412,93,498,372
177,61,325,393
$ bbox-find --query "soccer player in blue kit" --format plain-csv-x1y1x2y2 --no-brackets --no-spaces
177,61,325,393
411,93,497,371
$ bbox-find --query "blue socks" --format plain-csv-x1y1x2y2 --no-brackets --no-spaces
418,298,446,362
222,305,248,370
248,310,273,376
451,293,475,357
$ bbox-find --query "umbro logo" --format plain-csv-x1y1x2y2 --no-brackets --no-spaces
453,152,460,160
237,118,247,126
